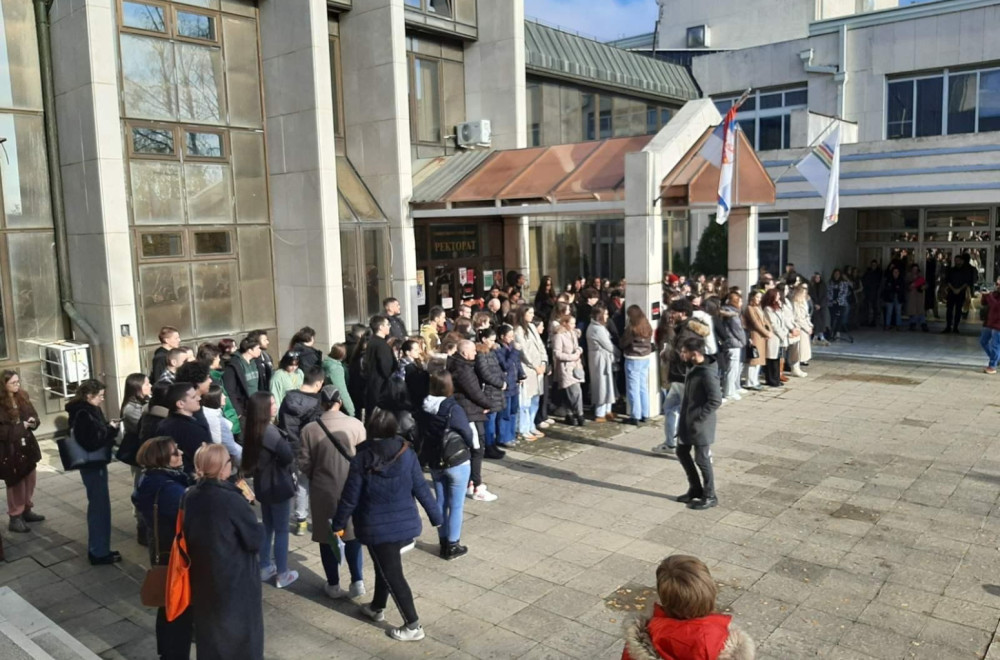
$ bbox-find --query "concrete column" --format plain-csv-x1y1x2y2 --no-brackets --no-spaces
727,207,760,293
260,0,344,348
341,0,416,331
503,215,530,290
464,0,526,151
51,0,141,410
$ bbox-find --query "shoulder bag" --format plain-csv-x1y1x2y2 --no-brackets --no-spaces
317,419,354,464
57,426,113,471
165,493,191,621
0,423,42,485
256,440,296,503
439,407,471,469
140,486,168,608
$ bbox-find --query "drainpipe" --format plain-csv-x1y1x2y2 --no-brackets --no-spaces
799,23,849,118
33,0,102,358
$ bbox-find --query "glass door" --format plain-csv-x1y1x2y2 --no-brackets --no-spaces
925,246,990,325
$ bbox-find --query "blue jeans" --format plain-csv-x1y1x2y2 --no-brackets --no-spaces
981,328,1000,368
431,461,471,543
624,357,650,420
498,394,518,444
660,384,683,448
483,411,498,447
79,466,111,558
518,394,540,435
260,499,292,574
319,539,363,586
884,301,902,327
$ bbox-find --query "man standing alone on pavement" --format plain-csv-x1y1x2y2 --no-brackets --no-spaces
675,336,722,511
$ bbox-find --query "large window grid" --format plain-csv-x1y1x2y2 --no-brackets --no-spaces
713,87,807,151
886,66,1000,139
406,36,465,147
757,215,789,277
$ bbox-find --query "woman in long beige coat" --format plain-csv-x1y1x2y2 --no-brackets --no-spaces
791,284,813,371
513,306,547,439
762,289,789,387
742,290,770,390
551,314,585,426
298,393,367,599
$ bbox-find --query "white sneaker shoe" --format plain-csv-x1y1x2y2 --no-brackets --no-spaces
650,444,675,456
276,570,299,589
388,625,425,641
738,388,749,395
360,603,385,622
791,369,808,378
324,583,348,599
731,393,742,401
466,483,475,497
260,564,277,582
472,485,498,502
349,581,366,599
400,541,415,554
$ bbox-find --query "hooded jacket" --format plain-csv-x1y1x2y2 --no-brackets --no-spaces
621,605,754,660
66,399,118,465
717,305,747,350
418,395,474,468
448,353,491,422
496,344,525,395
475,346,507,412
277,389,322,450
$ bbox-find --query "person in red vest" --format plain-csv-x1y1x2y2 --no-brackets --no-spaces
621,555,754,660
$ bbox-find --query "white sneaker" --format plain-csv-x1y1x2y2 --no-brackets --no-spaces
472,485,498,502
738,388,749,395
360,603,385,622
720,398,729,405
276,570,299,589
731,393,742,401
650,444,675,456
324,583,348,599
349,581,366,599
792,369,808,378
388,625,425,642
466,483,475,497
260,564,277,582
400,541,415,554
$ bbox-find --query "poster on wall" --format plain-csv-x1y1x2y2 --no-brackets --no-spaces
458,268,468,286
484,270,494,290
415,270,426,306
493,270,505,290
442,297,454,310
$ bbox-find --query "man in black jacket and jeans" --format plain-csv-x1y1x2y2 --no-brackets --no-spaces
157,382,212,476
364,316,397,419
674,336,722,511
448,341,497,502
383,298,407,340
223,337,262,422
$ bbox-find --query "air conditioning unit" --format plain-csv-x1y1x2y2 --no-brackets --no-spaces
686,24,710,49
35,340,91,398
456,120,491,148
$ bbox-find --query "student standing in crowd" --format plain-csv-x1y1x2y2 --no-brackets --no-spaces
323,344,356,417
513,306,547,440
552,314,586,427
586,304,617,422
270,351,304,408
621,305,654,425
742,290,770,391
717,292,746,402
117,373,150,543
980,276,1000,374
364,316,397,419
474,327,506,459
882,266,907,331
675,336,722,511
157,382,212,477
288,327,324,373
150,326,180,382
1,370,42,534
448,340,496,502
157,347,187,384
249,330,274,392
278,366,325,537
201,385,242,468
384,297,408,340
762,289,788,388
906,264,929,332
223,336,263,421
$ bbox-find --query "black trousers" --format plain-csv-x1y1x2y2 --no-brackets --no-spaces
677,443,715,499
470,421,484,487
946,291,964,330
764,358,781,386
156,606,193,660
368,541,419,625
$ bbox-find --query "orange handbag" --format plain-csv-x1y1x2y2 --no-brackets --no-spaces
165,495,191,621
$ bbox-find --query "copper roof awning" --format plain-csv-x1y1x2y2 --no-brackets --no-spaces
660,127,776,207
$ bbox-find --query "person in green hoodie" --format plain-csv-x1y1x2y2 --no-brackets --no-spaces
198,343,242,437
322,344,355,417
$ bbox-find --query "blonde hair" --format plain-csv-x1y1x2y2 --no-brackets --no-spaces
656,555,717,620
194,444,230,480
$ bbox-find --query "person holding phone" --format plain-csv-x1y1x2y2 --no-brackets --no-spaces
0,370,43,533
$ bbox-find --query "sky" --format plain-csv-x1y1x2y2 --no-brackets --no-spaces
524,0,659,42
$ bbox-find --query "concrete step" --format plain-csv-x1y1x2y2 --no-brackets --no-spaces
0,587,100,660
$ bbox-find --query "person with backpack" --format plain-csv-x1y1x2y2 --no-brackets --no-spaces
277,366,325,537
298,386,367,599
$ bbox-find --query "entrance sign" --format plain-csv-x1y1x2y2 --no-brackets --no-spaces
430,225,479,260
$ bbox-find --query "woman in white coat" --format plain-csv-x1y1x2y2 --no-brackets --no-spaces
790,284,812,376
780,286,804,378
586,305,617,422
762,289,789,387
513,306,547,440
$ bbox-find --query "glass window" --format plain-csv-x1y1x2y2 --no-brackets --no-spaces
140,232,184,258
428,0,451,17
758,115,783,150
329,37,343,137
121,34,177,120
527,83,541,146
8,232,60,344
404,0,421,6
582,93,595,141
660,108,672,126
230,131,268,224
340,229,361,325
979,70,1000,133
926,209,989,228
337,157,385,221
175,43,225,124
560,86,582,143
784,89,807,106
184,162,233,224
413,57,441,142
122,1,167,32
455,0,476,24
948,72,977,135
759,217,784,232
139,263,193,343
192,261,239,335
759,92,782,109
132,127,175,155
130,160,184,224
176,10,216,41
0,0,44,111
598,96,612,139
646,106,659,135
237,226,275,329
193,230,231,254
0,114,52,228
758,239,784,277
915,77,943,137
886,80,914,138
173,0,219,8
363,229,388,319
713,99,732,114
223,16,263,128
442,60,465,142
737,118,755,147
185,131,223,158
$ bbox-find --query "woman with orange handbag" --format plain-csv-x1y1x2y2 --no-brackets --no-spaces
184,443,263,659
132,436,191,660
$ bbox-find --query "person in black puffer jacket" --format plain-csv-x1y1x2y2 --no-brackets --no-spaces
277,366,324,536
66,379,121,565
447,342,497,502
288,327,324,374
474,328,506,459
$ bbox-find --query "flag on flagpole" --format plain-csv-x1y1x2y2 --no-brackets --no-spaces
715,105,739,225
697,122,726,168
795,126,842,232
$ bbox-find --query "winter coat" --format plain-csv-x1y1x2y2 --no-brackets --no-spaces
419,322,442,353
808,280,830,333
292,343,323,374
132,468,188,566
621,604,755,660
621,329,653,358
828,280,851,307
496,344,525,395
742,305,770,367
203,406,242,467
331,435,443,545
150,346,169,383
321,358,355,417
717,305,747,350
0,395,40,485
678,362,722,446
298,409,366,543
252,425,295,505
983,291,1000,331
882,274,907,304
222,356,258,420
475,347,506,413
586,322,617,407
447,353,491,423
277,389,322,451
763,307,788,360
184,478,263,660
418,395,474,468
552,328,584,388
157,412,212,476
254,350,274,392
387,314,407,340
514,323,547,400
906,273,926,317
792,299,813,364
270,369,303,409
66,400,118,468
691,311,718,355
138,405,169,446
209,369,241,435
364,335,397,412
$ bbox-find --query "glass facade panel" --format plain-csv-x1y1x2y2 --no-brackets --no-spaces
428,0,451,17
442,59,465,141
413,57,441,143
947,72,977,135
0,0,44,111
193,230,231,254
223,16,263,128
758,115,783,150
329,36,342,136
184,162,233,224
139,263,193,343
582,93,595,140
454,0,476,24
527,82,541,146
979,70,1000,133
8,232,60,344
131,160,184,224
175,42,225,124
133,127,176,154
176,11,216,40
598,95,612,139
236,226,275,329
192,260,239,334
0,114,52,228
560,87,582,143
141,232,184,258
122,1,167,32
185,131,223,157
887,80,914,138
759,92,782,109
121,34,177,120
915,77,943,137
363,228,389,319
230,131,268,223
340,229,361,325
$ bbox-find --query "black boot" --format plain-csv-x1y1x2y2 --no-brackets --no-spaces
136,522,148,547
484,445,506,460
576,415,586,426
443,541,468,561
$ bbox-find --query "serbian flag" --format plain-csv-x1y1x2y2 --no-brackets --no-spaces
795,126,842,232
714,105,739,225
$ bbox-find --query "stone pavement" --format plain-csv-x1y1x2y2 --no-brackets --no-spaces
813,325,985,368
3,357,1000,659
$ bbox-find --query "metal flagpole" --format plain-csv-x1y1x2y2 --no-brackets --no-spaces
769,116,840,185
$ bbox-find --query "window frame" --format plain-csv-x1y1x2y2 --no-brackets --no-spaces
118,0,221,44
329,34,345,139
885,65,1000,140
137,229,187,261
712,86,807,151
181,125,228,161
406,38,465,147
127,122,180,160
172,5,219,45
120,0,170,37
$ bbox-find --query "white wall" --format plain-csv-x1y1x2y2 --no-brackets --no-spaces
657,0,815,50
788,209,859,279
